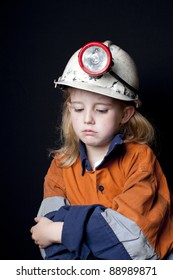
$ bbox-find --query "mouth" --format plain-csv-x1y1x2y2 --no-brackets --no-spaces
82,129,97,135
83,130,96,132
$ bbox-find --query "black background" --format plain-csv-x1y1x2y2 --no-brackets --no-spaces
1,0,173,259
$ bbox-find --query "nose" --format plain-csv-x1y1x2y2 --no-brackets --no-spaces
84,109,95,124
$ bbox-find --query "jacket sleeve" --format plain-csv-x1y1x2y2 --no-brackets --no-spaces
38,198,159,260
43,158,66,198
111,145,173,259
37,196,70,259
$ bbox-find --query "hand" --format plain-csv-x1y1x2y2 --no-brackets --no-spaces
30,217,64,249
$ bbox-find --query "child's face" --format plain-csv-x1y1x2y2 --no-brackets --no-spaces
68,88,134,149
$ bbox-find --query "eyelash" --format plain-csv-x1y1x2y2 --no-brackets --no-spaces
96,109,108,113
73,108,108,113
74,108,84,112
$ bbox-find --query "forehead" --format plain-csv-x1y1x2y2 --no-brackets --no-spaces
69,87,115,103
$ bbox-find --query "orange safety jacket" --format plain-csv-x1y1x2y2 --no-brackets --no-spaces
38,134,173,260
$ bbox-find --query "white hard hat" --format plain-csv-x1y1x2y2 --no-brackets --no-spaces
54,40,141,107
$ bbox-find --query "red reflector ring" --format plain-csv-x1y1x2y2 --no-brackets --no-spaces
78,41,112,76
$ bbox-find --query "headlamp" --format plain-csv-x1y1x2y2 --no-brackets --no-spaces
78,41,112,76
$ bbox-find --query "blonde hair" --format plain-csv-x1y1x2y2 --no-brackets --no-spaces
50,91,156,167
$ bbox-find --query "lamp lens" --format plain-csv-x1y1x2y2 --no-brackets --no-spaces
78,42,112,76
82,46,107,72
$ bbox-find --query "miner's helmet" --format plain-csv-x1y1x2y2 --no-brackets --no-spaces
54,40,141,108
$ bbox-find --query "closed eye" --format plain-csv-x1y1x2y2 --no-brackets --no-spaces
69,104,84,112
74,108,84,112
96,109,108,113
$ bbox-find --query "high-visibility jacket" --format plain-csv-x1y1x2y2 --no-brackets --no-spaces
37,134,173,260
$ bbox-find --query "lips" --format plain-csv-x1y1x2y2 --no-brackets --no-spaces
82,129,97,135
83,130,96,132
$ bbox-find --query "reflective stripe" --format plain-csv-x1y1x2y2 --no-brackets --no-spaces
101,208,159,260
37,196,70,259
37,196,70,217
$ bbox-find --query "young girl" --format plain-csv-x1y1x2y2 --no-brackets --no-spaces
30,40,173,260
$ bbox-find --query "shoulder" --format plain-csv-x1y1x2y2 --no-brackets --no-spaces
124,142,155,158
122,142,158,173
48,155,81,173
44,157,62,181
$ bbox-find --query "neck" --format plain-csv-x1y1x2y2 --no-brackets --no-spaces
86,145,109,170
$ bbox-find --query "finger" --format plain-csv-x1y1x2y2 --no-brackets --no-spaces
34,217,40,223
35,240,39,245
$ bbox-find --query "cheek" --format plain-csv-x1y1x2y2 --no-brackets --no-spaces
101,113,121,127
70,114,81,131
101,114,122,134
71,113,80,124
104,123,117,134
